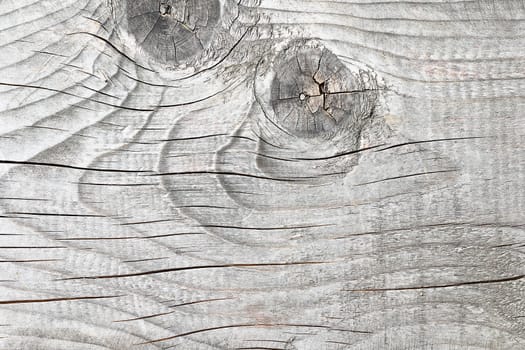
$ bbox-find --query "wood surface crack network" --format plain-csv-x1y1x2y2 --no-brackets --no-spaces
1,0,525,349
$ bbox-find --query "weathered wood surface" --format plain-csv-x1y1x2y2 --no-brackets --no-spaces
0,0,524,349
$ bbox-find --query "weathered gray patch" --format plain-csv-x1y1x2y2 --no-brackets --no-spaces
269,44,380,143
125,0,221,65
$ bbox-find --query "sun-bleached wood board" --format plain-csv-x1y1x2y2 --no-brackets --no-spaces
0,0,524,349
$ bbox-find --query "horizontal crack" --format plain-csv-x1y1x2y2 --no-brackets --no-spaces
345,274,525,292
59,261,329,280
0,295,123,305
276,88,381,102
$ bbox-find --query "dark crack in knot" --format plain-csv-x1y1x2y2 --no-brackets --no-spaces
270,45,380,140
159,2,172,16
125,0,221,65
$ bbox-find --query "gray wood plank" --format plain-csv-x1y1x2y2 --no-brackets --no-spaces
0,0,524,349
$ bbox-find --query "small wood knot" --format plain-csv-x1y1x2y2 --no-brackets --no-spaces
159,3,172,16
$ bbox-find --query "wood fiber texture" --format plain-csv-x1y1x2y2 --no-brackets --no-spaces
0,0,524,349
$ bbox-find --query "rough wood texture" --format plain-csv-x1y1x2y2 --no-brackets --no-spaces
1,0,524,349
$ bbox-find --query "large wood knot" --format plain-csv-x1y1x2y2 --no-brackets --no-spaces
247,41,389,184
268,44,380,139
125,0,221,65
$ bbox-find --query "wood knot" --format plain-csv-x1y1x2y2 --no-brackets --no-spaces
125,0,221,65
159,3,173,16
247,41,390,186
268,43,380,140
